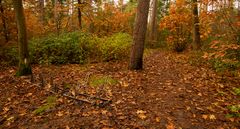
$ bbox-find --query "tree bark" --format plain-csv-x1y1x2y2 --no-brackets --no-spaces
77,0,82,29
13,0,32,76
39,0,45,25
192,0,201,49
148,0,158,46
0,0,9,42
54,0,60,34
129,0,150,70
238,0,240,16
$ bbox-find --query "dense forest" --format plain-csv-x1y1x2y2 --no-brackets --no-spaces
0,0,239,128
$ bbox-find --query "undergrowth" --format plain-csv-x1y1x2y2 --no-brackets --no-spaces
89,75,118,87
33,96,57,115
0,32,132,66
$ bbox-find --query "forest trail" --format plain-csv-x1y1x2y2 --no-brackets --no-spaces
0,50,239,128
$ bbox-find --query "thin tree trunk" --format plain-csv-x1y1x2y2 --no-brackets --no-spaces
13,0,32,76
0,0,9,42
149,0,158,46
119,0,123,12
77,0,82,29
89,0,94,33
129,0,150,70
54,0,60,34
39,0,45,25
238,0,240,16
205,0,208,11
192,0,201,49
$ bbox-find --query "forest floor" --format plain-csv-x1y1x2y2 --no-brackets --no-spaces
0,50,239,129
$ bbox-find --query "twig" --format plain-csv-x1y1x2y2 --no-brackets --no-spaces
62,93,92,104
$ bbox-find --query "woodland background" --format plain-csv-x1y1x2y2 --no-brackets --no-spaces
0,0,239,75
0,0,239,128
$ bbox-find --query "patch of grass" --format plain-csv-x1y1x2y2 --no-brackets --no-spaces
226,104,240,118
144,49,154,57
33,96,57,115
233,87,240,96
63,83,71,89
89,75,118,87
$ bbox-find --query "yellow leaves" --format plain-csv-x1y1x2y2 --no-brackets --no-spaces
155,117,161,122
202,114,216,120
119,81,129,87
56,111,64,117
209,114,216,120
6,116,14,121
136,110,147,120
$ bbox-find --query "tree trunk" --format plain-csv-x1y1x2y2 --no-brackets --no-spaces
238,0,240,16
148,0,158,46
54,0,60,34
39,0,45,25
13,0,32,76
77,0,82,29
119,0,124,12
192,0,201,49
129,0,150,70
89,0,94,33
0,0,9,42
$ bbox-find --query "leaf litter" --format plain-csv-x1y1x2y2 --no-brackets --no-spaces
0,50,239,128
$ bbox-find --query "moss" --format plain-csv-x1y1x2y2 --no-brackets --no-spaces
89,75,118,87
33,96,57,115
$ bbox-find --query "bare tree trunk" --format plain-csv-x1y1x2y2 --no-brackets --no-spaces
13,0,32,76
148,0,158,46
54,0,60,34
119,0,124,12
205,0,208,11
129,0,150,70
77,0,82,29
89,0,94,33
39,0,45,25
238,0,240,16
0,0,9,42
192,0,201,49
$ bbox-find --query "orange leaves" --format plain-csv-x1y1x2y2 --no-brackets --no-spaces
202,39,240,65
202,114,217,120
83,3,134,36
159,1,192,50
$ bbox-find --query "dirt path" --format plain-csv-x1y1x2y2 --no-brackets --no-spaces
0,50,239,128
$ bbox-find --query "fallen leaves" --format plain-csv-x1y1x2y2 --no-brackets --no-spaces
155,117,161,122
202,114,216,120
0,51,239,128
56,111,64,117
136,110,147,120
166,122,175,129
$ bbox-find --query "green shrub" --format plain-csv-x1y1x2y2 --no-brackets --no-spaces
210,58,240,75
29,31,98,64
99,33,132,61
0,32,132,66
0,46,18,66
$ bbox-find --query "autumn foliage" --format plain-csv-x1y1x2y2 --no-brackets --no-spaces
159,0,192,52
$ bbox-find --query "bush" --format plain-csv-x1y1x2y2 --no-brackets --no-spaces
29,32,98,64
99,33,132,61
0,32,132,66
0,46,18,66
